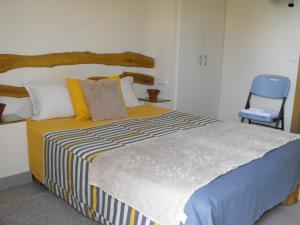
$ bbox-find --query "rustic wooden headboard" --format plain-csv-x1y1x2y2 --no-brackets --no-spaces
0,51,155,98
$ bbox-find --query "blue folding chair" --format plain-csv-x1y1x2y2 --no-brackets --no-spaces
239,74,290,130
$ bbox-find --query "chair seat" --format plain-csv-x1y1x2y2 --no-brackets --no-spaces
239,108,279,123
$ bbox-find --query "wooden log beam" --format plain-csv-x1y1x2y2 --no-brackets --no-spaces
0,51,155,73
0,72,154,98
0,84,29,98
89,72,154,86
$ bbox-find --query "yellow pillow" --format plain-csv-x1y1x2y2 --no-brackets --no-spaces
66,75,121,121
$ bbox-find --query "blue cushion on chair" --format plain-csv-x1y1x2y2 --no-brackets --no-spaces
239,110,276,123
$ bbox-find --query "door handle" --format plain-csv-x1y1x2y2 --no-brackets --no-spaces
199,55,203,66
204,55,207,66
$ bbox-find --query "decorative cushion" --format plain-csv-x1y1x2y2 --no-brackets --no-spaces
66,78,90,121
66,76,120,121
80,80,128,121
24,80,74,120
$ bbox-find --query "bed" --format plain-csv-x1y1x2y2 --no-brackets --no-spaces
1,51,299,225
25,104,300,225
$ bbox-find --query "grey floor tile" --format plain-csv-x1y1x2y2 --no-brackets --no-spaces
0,182,299,225
282,203,300,218
0,181,46,205
0,196,5,205
255,203,300,225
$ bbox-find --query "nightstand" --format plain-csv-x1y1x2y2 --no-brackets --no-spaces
138,97,171,103
138,97,171,108
0,114,26,125
0,115,29,180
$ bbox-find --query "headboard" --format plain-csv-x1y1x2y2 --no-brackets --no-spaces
0,51,155,98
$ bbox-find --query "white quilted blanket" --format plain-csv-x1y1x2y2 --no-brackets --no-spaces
89,122,299,225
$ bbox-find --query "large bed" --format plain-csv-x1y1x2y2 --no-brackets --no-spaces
1,51,299,225
25,104,300,225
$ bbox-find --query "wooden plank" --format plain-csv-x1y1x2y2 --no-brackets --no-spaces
88,72,154,86
0,114,26,125
0,51,155,73
291,57,300,133
0,84,29,98
0,72,154,98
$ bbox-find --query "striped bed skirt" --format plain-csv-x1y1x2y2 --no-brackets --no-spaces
43,111,221,225
46,179,156,225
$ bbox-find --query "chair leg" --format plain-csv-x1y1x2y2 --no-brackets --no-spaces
275,119,280,129
274,118,284,130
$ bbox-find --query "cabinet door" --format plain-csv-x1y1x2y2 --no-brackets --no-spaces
176,0,205,115
176,0,226,118
201,0,226,118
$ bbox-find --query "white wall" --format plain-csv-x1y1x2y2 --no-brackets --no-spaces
0,0,169,116
0,0,157,55
153,0,179,109
219,0,300,131
2,0,300,130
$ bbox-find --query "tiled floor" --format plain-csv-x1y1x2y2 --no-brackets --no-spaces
0,182,299,225
0,182,46,205
255,203,300,225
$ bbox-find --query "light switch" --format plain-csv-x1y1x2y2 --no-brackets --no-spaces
156,77,167,85
288,55,297,63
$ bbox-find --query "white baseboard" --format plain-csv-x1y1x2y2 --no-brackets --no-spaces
0,172,32,191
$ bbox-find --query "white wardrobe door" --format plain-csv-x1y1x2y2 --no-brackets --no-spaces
176,0,205,115
200,0,226,118
176,0,226,118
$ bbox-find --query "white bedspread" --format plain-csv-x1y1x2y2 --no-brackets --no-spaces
89,122,299,225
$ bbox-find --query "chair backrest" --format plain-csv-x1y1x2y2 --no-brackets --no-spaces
250,74,290,99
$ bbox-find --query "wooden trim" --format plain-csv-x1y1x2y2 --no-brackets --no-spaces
0,84,29,98
88,72,154,86
138,97,170,103
0,114,26,125
291,57,300,133
0,51,155,73
0,72,154,98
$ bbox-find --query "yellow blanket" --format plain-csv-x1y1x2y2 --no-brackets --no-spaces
27,104,170,183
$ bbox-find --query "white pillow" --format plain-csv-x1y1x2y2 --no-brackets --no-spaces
24,80,74,120
120,77,143,107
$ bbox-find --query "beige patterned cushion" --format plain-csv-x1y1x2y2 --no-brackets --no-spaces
80,80,128,121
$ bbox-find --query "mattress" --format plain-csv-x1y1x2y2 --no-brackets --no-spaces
27,104,170,183
27,104,300,225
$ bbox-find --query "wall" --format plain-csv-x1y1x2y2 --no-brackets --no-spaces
0,0,157,55
2,0,299,130
219,0,300,131
153,0,179,109
0,0,169,116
